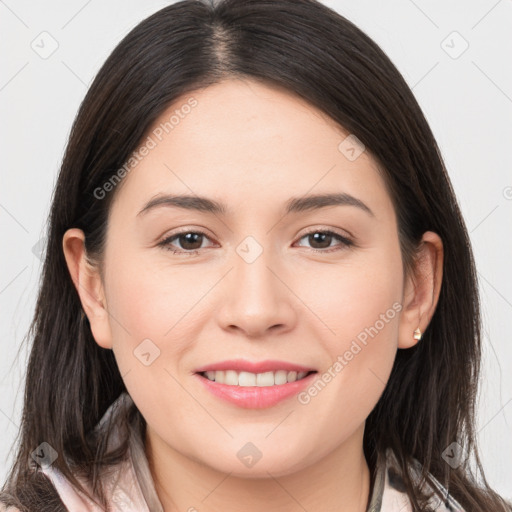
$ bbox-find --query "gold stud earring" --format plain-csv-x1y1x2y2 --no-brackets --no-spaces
413,328,422,341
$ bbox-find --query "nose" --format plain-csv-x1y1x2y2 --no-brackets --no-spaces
215,242,298,339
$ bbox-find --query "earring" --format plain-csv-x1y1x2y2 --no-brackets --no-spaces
413,328,422,341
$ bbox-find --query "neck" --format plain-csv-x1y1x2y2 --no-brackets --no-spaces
146,425,371,512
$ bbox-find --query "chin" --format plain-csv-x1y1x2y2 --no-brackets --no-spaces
198,448,311,479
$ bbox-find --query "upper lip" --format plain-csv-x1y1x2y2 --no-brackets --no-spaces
195,359,316,374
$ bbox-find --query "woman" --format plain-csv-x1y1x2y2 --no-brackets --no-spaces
1,0,510,510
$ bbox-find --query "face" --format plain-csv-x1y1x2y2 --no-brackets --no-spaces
69,78,426,478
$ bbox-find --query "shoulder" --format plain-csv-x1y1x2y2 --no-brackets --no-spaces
379,448,466,511
0,467,69,512
38,464,102,510
38,455,153,511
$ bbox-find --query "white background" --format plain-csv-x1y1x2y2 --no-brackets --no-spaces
1,0,511,501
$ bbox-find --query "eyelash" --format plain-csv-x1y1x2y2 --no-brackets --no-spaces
157,228,354,256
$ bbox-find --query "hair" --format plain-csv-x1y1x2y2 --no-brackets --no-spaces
1,0,510,510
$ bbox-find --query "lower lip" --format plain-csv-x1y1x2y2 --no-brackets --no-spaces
194,372,317,409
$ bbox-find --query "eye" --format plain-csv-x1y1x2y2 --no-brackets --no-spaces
295,229,354,253
158,229,214,256
158,228,354,256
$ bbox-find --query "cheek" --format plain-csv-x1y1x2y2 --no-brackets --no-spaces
103,257,208,427
102,250,206,376
304,243,403,350
295,245,403,419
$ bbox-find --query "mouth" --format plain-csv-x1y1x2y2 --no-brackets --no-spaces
197,369,317,386
193,360,318,409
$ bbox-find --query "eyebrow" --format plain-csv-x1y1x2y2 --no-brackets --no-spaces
137,192,374,218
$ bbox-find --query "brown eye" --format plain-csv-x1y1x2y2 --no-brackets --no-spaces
174,232,204,251
296,229,353,253
307,232,334,249
158,230,213,255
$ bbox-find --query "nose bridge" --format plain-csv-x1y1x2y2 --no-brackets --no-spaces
217,233,296,336
234,233,281,307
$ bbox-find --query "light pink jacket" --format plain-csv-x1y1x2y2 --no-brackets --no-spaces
1,392,466,511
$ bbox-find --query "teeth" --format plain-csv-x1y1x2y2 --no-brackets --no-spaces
239,371,256,386
202,370,310,386
274,370,288,385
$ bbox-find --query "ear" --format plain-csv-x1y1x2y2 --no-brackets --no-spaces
62,228,113,349
398,231,443,349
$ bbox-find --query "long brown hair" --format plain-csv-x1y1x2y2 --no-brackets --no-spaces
1,0,510,510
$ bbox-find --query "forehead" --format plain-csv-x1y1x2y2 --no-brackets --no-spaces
109,78,392,220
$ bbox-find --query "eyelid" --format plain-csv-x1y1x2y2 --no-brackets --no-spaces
295,227,355,251
157,227,216,251
297,225,354,242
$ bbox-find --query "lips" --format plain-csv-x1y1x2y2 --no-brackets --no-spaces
194,359,318,409
194,359,316,374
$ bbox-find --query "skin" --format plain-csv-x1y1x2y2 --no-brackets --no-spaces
63,78,443,512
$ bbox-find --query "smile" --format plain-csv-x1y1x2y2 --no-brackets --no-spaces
199,370,314,386
201,370,314,387
195,369,318,409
